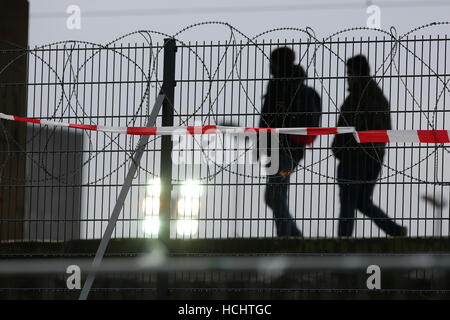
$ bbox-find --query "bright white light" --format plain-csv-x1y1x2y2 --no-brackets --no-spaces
177,198,200,216
176,219,198,236
143,196,160,215
180,180,202,198
146,178,161,196
143,216,160,236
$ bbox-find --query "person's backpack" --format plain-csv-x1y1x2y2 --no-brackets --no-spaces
289,86,322,146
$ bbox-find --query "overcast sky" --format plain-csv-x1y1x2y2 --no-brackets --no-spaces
28,0,450,45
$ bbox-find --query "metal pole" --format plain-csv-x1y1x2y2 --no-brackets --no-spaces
157,38,177,299
79,93,165,300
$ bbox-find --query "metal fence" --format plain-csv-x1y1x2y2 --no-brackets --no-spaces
1,35,449,242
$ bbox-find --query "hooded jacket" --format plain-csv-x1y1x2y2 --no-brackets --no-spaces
259,65,321,164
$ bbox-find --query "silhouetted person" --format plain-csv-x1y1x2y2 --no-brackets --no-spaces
260,47,321,237
331,55,407,237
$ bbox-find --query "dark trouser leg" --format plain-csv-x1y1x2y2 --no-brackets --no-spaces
337,168,361,237
357,182,403,236
265,173,301,237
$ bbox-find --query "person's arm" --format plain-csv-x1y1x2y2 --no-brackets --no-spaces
257,82,272,161
301,89,322,145
331,96,352,159
382,95,392,130
259,82,271,128
313,90,322,126
356,88,390,160
370,93,391,130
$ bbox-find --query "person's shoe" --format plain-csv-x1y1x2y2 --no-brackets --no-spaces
291,230,303,238
399,226,408,237
391,226,408,237
290,226,303,238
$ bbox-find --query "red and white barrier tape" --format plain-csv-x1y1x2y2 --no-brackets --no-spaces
354,130,450,143
1,112,449,143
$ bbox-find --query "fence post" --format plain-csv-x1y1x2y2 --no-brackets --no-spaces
157,37,176,299
79,94,166,300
